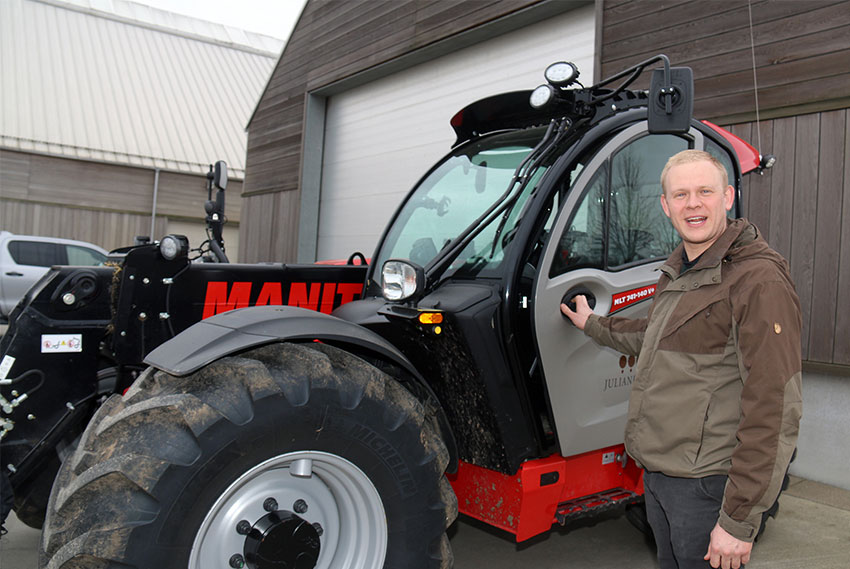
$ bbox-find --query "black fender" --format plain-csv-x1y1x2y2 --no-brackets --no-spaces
143,305,458,471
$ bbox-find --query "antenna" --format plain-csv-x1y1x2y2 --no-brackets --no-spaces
748,0,762,153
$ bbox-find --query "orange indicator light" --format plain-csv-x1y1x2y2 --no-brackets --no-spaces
418,312,443,325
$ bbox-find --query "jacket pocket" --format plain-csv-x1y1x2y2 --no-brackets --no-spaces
658,296,732,355
691,396,711,465
634,374,714,472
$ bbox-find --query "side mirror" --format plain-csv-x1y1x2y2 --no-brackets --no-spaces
648,66,693,134
213,161,228,191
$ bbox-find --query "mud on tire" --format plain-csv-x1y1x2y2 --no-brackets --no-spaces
39,342,457,568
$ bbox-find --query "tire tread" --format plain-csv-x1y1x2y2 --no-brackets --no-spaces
41,342,457,569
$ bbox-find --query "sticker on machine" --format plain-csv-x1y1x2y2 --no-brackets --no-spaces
0,355,15,380
41,334,82,353
609,285,656,315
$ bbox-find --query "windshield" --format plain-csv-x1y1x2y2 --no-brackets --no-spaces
373,128,549,276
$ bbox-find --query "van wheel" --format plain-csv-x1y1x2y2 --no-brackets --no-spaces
40,342,456,569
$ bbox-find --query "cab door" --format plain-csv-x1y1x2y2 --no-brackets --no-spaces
532,122,728,458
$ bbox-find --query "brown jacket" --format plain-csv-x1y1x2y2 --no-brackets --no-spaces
585,219,802,541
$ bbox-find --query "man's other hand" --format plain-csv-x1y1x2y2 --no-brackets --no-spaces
560,294,593,330
705,523,753,569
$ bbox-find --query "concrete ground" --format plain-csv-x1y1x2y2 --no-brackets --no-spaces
2,476,848,568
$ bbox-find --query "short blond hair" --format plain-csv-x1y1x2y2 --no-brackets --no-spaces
660,150,728,194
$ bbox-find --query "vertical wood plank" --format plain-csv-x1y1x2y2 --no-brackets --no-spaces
274,191,301,263
239,195,269,263
789,114,820,361
237,197,254,263
746,120,774,243
768,117,796,260
835,112,850,365
808,110,845,362
251,193,276,262
728,122,753,218
237,198,251,263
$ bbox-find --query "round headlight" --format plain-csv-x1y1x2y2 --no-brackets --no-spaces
544,61,579,86
159,234,189,261
381,260,421,301
529,84,554,109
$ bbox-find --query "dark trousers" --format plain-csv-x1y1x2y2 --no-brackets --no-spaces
643,470,729,569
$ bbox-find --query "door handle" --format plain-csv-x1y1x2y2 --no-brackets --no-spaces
561,286,596,316
5,271,24,277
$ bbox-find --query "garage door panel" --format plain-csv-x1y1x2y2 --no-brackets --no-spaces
318,5,595,261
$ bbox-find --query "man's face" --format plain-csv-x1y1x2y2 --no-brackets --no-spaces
660,159,734,259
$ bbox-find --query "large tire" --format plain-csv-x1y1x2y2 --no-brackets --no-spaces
39,342,457,569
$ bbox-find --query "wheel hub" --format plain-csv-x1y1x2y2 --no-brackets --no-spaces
189,451,387,569
244,510,321,569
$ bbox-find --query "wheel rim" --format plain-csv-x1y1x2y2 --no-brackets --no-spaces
189,450,387,569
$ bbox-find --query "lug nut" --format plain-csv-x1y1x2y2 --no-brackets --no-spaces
263,497,278,512
313,522,323,536
229,553,245,568
293,499,308,514
236,519,251,535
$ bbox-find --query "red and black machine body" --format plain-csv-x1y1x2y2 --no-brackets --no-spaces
0,244,366,525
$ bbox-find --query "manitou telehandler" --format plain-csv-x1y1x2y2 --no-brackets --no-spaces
1,55,776,569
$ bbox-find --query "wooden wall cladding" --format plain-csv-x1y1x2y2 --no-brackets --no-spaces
601,0,849,367
730,110,849,366
237,188,301,263
600,0,850,123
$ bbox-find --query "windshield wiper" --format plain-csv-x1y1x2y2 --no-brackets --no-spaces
488,119,572,257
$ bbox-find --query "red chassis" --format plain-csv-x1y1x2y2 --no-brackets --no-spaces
448,445,644,542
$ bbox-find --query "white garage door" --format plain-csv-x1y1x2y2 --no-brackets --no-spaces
318,4,595,261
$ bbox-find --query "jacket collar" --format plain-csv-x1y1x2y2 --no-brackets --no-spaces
660,218,751,283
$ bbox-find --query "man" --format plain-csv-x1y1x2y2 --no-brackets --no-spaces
561,150,801,569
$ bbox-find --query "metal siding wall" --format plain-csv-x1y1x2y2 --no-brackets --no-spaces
0,149,241,252
0,198,166,251
0,0,278,177
155,171,242,223
317,5,595,260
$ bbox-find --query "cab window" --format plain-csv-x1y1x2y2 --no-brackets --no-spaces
8,241,65,267
550,164,606,275
607,135,683,267
374,129,547,273
550,134,688,277
704,137,737,221
67,244,106,265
